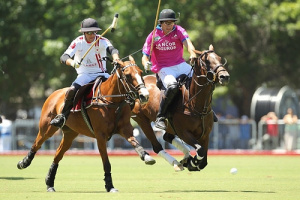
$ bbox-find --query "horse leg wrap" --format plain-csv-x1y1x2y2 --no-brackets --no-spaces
186,157,201,171
163,132,175,143
171,137,191,159
104,173,114,192
195,144,205,158
45,163,59,188
17,149,36,169
158,150,176,166
134,145,147,161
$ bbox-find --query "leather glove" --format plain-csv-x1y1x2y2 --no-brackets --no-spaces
144,61,152,73
70,60,80,69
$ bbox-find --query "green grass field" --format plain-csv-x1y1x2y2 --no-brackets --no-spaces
1,154,300,200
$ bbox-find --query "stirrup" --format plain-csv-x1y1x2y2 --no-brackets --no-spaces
155,117,167,130
50,114,66,128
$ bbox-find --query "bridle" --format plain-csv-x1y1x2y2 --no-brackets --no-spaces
192,50,225,85
101,62,147,103
185,50,226,116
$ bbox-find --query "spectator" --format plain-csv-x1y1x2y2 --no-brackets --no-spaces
283,108,298,151
261,112,279,150
239,115,252,149
217,112,228,149
225,114,240,149
0,115,12,151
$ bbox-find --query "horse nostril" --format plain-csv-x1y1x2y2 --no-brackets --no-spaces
139,94,149,104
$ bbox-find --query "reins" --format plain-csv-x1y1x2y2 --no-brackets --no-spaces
93,62,144,105
184,50,225,117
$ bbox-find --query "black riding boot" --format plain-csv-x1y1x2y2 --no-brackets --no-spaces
50,86,78,128
155,83,179,130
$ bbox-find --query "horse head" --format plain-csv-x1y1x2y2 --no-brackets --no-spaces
193,44,230,86
114,56,149,105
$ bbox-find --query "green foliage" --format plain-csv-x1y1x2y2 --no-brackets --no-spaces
1,0,300,118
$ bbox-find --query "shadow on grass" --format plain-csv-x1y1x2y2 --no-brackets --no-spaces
163,189,275,193
0,177,36,180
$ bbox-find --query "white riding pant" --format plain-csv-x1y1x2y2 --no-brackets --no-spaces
157,62,193,89
73,72,110,86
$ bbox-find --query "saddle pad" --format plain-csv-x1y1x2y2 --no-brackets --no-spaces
72,90,93,112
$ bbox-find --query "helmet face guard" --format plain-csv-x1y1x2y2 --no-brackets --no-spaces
79,18,102,32
158,9,178,22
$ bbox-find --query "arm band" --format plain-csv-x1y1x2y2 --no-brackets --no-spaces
106,46,119,55
60,54,72,64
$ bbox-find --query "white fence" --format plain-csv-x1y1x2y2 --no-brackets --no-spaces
1,119,299,151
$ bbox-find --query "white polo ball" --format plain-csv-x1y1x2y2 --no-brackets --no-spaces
230,167,238,175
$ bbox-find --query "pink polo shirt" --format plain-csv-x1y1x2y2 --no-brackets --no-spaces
142,25,189,73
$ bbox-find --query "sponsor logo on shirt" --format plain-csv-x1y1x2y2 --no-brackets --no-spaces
156,39,176,51
85,58,97,67
154,36,160,41
70,42,76,49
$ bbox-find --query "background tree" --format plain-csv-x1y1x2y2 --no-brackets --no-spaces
1,0,300,119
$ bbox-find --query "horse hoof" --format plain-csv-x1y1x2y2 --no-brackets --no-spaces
180,156,192,168
109,188,119,193
187,164,201,172
173,161,184,172
47,187,56,192
17,161,24,170
144,154,156,165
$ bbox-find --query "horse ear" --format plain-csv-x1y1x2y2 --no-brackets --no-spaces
209,44,214,51
129,55,135,63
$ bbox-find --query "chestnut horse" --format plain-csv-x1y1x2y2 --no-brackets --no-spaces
132,45,230,171
17,57,155,192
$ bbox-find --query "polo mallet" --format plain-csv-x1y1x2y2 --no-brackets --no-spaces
149,0,161,59
79,13,119,64
145,0,161,73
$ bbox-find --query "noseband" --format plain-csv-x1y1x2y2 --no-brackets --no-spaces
192,50,226,84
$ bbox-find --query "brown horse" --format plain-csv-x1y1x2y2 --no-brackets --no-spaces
132,45,230,171
17,56,155,192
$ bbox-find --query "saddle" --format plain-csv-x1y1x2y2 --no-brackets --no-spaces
156,74,191,116
71,76,107,112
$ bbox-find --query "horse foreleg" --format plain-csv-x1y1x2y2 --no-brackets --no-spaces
45,163,58,192
163,133,191,162
127,136,156,165
96,135,118,193
197,137,210,170
177,131,206,171
133,117,182,171
45,127,79,192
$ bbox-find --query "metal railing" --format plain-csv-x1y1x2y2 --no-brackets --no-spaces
3,118,300,151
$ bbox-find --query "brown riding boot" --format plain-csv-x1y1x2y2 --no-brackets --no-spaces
50,87,78,128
